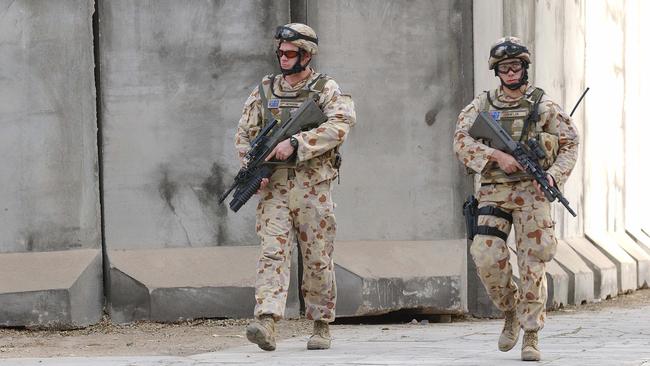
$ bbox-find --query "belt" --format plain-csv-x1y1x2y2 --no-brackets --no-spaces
481,179,533,186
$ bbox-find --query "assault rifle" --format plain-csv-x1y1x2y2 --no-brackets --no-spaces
468,112,577,217
219,98,328,212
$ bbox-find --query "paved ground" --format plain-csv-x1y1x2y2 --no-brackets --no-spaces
2,299,650,366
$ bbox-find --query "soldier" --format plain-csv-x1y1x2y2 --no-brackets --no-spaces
453,37,579,361
234,23,356,351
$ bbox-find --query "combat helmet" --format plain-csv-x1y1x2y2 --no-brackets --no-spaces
275,23,319,55
488,36,531,70
489,36,531,90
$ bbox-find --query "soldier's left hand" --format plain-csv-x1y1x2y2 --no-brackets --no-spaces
266,139,295,161
533,174,555,196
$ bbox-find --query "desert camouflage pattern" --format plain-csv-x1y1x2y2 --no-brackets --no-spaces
235,71,356,188
470,180,557,330
453,85,579,186
488,36,531,70
454,85,579,331
254,176,337,321
235,70,355,322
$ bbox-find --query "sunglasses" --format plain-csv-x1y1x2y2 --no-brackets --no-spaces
490,41,528,58
274,26,318,44
276,49,301,59
496,61,524,74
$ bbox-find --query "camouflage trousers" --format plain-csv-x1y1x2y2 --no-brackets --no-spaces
470,180,558,331
254,171,337,322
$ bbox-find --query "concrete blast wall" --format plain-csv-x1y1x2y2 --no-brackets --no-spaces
297,0,474,241
473,0,587,239
0,0,100,253
1,0,647,326
0,0,102,328
98,0,289,249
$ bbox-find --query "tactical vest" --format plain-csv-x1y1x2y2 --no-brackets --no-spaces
258,73,336,169
259,73,330,125
479,87,545,183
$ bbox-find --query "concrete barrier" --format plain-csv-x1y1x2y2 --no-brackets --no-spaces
506,238,568,310
334,241,467,317
553,240,595,305
626,228,650,256
611,232,650,288
565,237,618,300
545,259,569,310
0,250,102,328
0,0,101,328
586,232,637,293
108,246,299,323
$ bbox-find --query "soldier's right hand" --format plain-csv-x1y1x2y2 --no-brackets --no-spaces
491,150,523,174
256,178,269,194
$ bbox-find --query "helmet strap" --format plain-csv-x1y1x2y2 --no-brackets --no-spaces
278,49,311,76
496,62,529,90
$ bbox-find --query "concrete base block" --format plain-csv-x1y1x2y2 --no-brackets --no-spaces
108,246,299,323
465,239,520,318
586,232,637,293
611,232,650,288
0,249,102,328
565,237,618,299
553,240,595,305
626,228,650,256
545,259,569,310
506,239,567,310
333,241,467,317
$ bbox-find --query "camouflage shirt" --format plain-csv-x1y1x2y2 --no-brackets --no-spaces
453,85,579,186
235,70,356,188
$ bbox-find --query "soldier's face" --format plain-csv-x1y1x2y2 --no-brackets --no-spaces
277,42,310,70
278,42,300,69
496,59,524,85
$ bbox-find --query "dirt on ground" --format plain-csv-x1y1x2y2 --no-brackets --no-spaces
1,289,649,358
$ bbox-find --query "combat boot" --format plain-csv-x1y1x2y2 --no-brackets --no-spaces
306,320,331,350
521,330,541,361
498,309,521,352
246,314,276,351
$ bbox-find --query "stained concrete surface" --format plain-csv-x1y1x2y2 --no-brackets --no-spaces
297,0,474,241
98,0,290,249
0,249,102,328
0,0,100,253
107,246,299,323
334,241,467,317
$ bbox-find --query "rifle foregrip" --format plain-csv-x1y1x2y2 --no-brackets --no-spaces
228,166,273,212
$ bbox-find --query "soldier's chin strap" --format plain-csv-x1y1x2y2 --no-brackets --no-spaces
278,51,312,76
497,63,530,91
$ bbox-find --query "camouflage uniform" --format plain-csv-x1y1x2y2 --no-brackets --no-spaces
454,86,579,330
235,71,356,322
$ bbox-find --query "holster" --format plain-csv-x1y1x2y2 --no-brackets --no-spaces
462,195,479,240
462,195,513,242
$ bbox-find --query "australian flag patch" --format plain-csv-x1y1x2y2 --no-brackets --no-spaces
490,111,501,120
268,99,280,109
